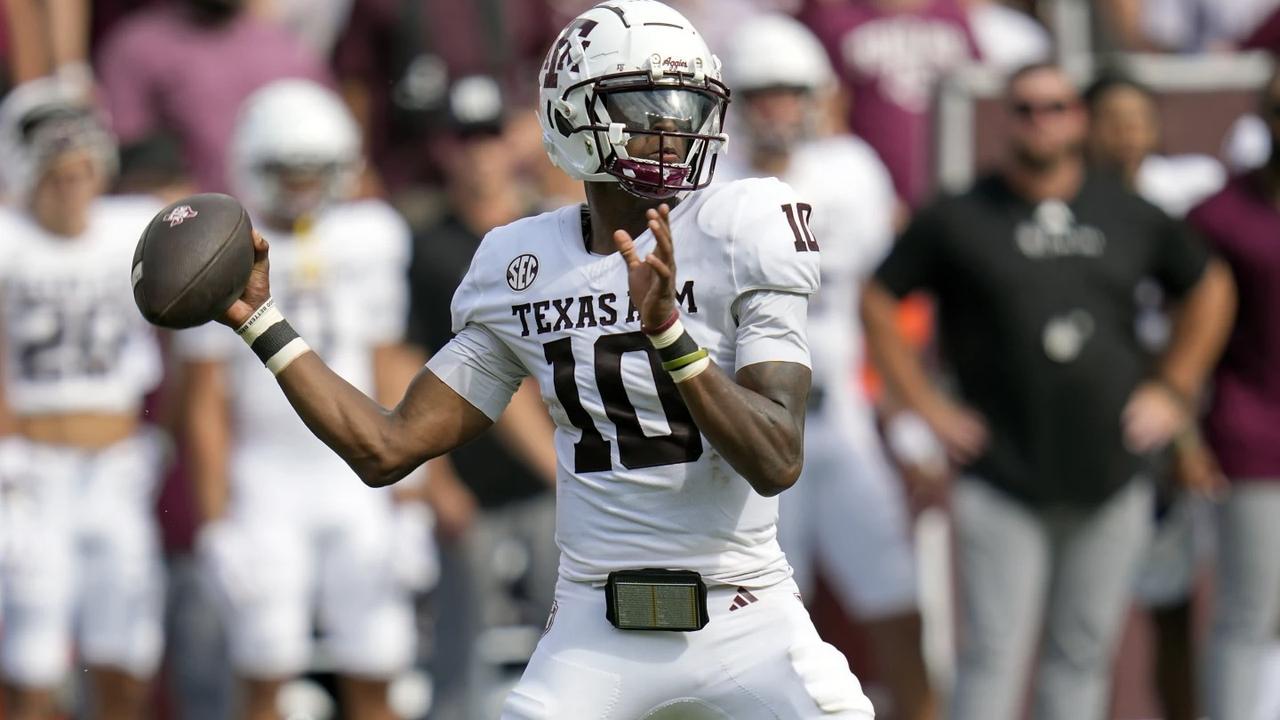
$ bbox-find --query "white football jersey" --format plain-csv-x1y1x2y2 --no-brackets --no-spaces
174,200,410,481
427,178,820,588
0,196,163,416
719,136,896,414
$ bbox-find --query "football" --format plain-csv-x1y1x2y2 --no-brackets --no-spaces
132,193,255,329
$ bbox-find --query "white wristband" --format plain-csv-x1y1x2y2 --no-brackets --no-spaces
647,318,686,350
235,297,312,376
265,338,312,375
669,356,710,383
235,297,282,344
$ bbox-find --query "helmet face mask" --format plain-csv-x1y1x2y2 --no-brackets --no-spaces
539,1,731,201
590,75,729,199
30,147,103,237
253,159,346,225
740,86,820,155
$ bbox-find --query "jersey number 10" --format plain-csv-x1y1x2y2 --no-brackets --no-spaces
544,332,704,473
783,203,819,253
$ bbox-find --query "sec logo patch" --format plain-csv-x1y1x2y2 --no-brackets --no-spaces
507,253,539,291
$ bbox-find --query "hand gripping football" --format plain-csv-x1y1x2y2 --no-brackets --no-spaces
132,193,255,329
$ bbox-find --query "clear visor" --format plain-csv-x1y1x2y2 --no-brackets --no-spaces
254,159,347,221
258,159,343,183
601,88,718,135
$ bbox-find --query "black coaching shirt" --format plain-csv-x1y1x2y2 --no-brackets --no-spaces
407,214,548,509
875,172,1210,507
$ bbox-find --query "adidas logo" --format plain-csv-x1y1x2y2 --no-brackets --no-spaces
728,587,759,612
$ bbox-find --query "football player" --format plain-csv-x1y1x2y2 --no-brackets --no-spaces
207,2,873,717
719,14,937,720
0,78,165,720
175,80,431,720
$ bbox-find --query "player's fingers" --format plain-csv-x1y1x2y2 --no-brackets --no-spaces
612,229,642,268
655,203,675,244
251,230,270,262
647,211,674,262
653,205,673,242
645,254,673,281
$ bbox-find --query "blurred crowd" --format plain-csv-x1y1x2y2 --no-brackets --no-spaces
0,0,1279,719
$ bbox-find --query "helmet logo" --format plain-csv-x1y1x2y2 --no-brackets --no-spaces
661,57,689,72
542,19,599,89
507,254,540,291
163,205,199,227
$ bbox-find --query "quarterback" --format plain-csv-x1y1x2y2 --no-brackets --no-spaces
215,1,873,717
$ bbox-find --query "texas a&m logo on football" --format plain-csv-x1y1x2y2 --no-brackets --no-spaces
507,254,540,291
163,205,199,227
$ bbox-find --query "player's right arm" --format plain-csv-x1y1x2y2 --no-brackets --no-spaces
220,232,498,488
275,353,492,487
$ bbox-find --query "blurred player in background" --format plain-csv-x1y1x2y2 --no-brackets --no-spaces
1084,72,1227,720
719,15,936,720
0,77,165,720
176,79,431,720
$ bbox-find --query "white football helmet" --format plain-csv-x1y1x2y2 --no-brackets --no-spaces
725,14,834,94
538,0,730,200
723,14,833,154
229,79,362,223
0,77,116,203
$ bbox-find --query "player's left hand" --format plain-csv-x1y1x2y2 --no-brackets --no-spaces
1122,380,1191,454
614,204,678,329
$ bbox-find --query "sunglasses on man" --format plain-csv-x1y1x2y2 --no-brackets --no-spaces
1009,99,1077,119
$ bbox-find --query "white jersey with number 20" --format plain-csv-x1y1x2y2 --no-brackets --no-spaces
0,197,162,416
